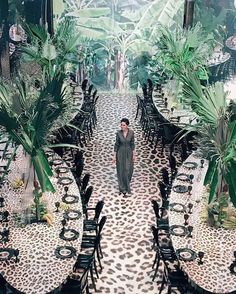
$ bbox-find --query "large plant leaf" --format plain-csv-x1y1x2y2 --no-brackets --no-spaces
42,41,57,61
66,7,110,18
204,159,218,186
208,166,219,204
225,162,236,208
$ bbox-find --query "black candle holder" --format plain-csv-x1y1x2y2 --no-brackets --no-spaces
187,186,192,196
61,218,67,229
187,225,193,237
198,251,204,265
184,213,189,226
55,202,60,213
200,159,205,168
14,249,20,263
189,174,194,184
64,186,69,195
188,203,193,214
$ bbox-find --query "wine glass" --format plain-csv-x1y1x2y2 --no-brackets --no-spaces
0,196,4,207
56,169,60,178
200,159,205,168
233,251,236,262
198,251,204,265
64,186,69,195
187,225,193,237
188,203,193,214
55,202,60,212
187,186,192,196
3,211,9,222
61,219,67,229
14,249,20,263
184,214,189,226
2,228,9,243
189,174,194,184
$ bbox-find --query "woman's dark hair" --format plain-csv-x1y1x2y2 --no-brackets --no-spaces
120,118,130,125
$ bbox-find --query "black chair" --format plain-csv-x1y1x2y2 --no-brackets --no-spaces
135,95,143,120
73,235,101,292
83,200,104,231
151,200,169,232
160,168,171,194
60,265,90,294
80,173,90,194
81,79,88,93
158,182,169,218
82,186,94,218
151,226,176,282
158,255,197,294
169,154,178,180
81,216,107,270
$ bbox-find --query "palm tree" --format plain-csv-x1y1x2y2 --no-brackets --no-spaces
179,71,236,223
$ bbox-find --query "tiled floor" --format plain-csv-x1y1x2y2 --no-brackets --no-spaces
80,92,179,293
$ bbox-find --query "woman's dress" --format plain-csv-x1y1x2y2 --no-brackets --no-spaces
114,129,135,193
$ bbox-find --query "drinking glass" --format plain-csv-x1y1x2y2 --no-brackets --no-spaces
198,251,204,265
184,214,189,226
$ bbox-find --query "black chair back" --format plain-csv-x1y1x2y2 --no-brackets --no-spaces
81,173,90,192
82,185,93,206
151,199,161,219
94,200,104,221
98,216,107,235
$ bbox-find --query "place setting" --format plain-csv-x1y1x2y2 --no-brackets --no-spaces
62,187,79,205
176,248,197,262
183,161,198,170
0,248,19,263
54,246,77,259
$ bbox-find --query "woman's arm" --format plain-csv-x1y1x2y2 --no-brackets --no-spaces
113,132,119,164
131,130,136,162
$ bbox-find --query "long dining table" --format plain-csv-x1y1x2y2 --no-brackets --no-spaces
169,153,236,294
0,144,83,294
0,82,84,294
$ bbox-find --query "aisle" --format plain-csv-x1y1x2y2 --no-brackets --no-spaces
82,92,172,293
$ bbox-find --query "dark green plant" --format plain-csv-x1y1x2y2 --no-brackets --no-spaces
0,73,79,193
179,71,236,209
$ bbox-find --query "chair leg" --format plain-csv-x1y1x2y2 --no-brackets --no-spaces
152,251,157,269
158,274,166,294
96,248,103,270
152,255,160,281
93,259,99,278
89,266,97,291
98,243,103,259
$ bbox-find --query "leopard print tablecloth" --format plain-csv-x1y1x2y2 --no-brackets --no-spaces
169,154,236,294
0,146,83,294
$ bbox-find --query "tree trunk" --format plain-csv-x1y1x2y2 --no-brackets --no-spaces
114,49,119,89
0,0,10,79
183,0,195,29
106,53,111,88
118,51,126,91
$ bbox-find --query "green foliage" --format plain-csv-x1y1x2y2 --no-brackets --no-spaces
0,73,73,192
178,71,236,208
20,18,80,81
155,23,215,81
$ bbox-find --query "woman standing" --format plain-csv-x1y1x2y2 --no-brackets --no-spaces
113,118,135,196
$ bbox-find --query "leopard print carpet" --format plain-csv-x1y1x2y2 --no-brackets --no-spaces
79,92,182,294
